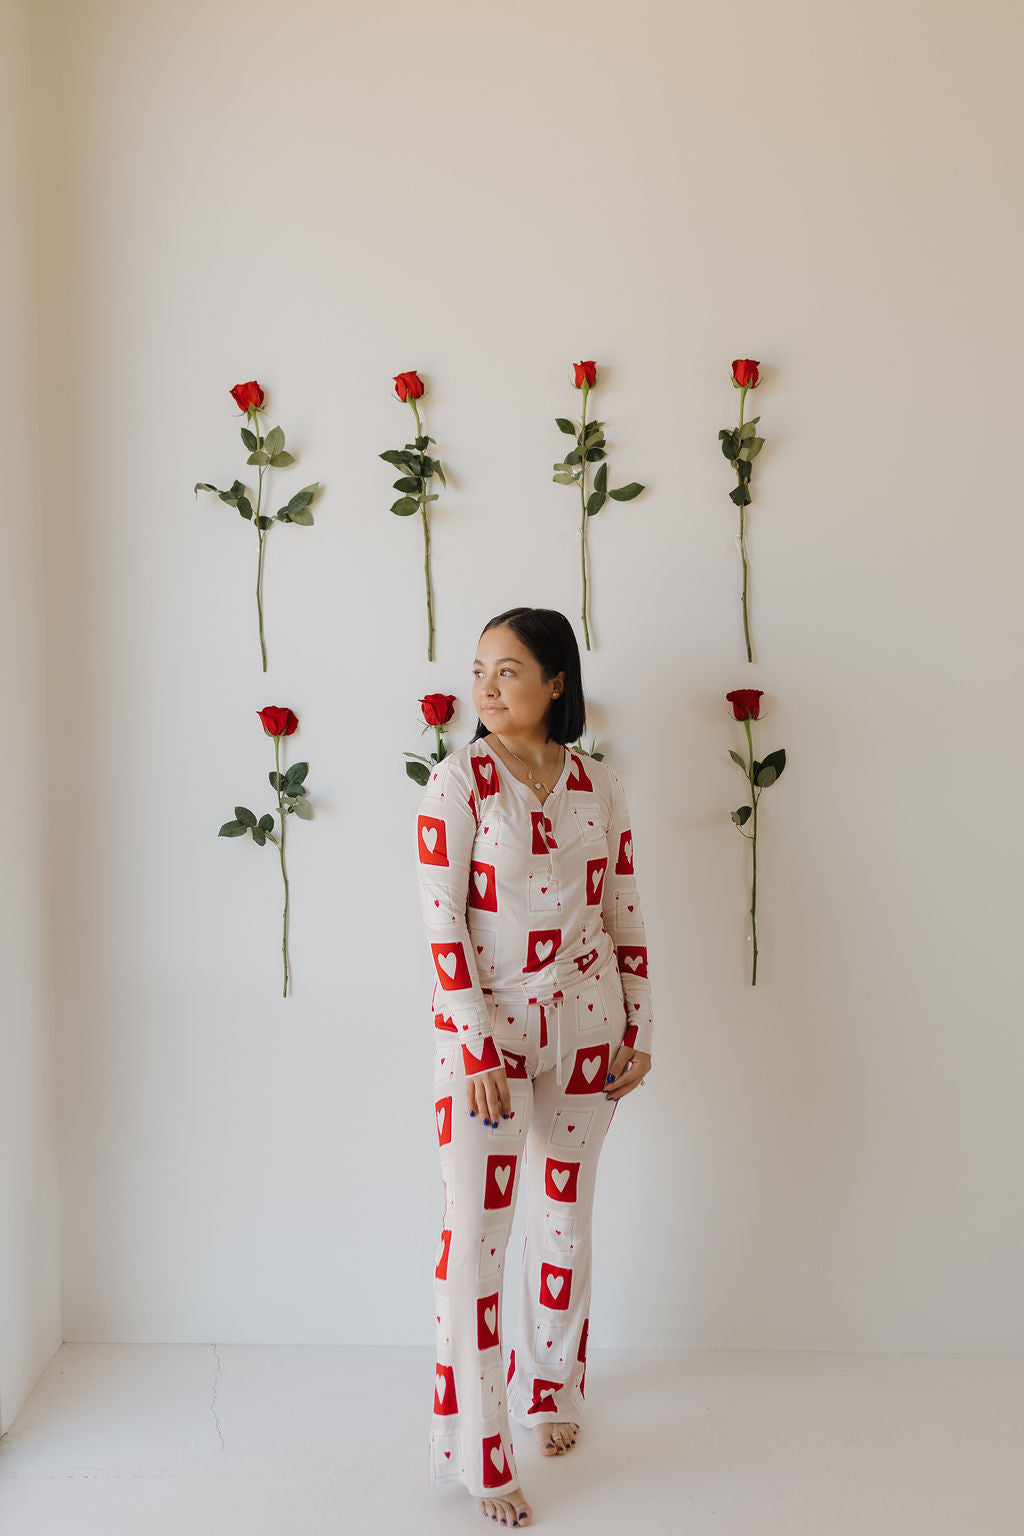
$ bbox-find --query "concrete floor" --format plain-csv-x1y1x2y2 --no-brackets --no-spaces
1,1344,1022,1534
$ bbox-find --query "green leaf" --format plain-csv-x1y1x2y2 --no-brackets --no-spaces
585,447,606,462
607,482,644,501
423,493,439,502
285,762,309,785
258,516,272,530
552,473,577,486
731,805,753,826
276,510,291,522
565,448,582,466
729,484,751,507
218,819,246,837
281,486,316,515
393,476,422,494
555,417,577,435
234,805,257,828
585,490,607,518
246,450,270,466
754,765,777,787
434,463,446,488
292,797,313,819
194,481,220,496
269,771,283,790
719,429,740,459
593,463,608,494
257,813,275,832
289,507,314,525
729,749,748,769
759,748,786,782
380,450,416,473
264,425,285,457
739,420,758,439
591,751,604,761
583,419,605,440
251,827,267,846
285,784,307,798
391,496,419,515
737,437,764,462
240,428,258,451
406,761,431,786
270,450,295,467
414,435,429,449
238,502,253,520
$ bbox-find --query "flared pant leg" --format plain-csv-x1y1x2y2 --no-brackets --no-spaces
505,974,625,1430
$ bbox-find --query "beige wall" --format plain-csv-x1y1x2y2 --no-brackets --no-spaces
0,0,62,1433
15,0,1024,1365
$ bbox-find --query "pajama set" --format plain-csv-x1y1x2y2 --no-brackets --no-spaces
416,738,654,1499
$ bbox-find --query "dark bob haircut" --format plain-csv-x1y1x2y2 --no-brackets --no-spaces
472,606,586,747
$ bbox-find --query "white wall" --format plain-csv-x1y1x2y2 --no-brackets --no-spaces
0,0,62,1433
26,0,1024,1354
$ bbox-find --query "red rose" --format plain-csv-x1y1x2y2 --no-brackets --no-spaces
731,359,760,389
572,360,597,389
726,689,763,721
393,371,425,402
420,693,456,726
230,380,265,412
258,706,299,737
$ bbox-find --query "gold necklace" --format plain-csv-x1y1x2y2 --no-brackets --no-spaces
495,736,563,795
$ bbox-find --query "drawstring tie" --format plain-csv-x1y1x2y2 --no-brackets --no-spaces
528,989,566,1085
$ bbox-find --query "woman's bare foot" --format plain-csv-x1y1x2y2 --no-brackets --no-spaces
475,1486,532,1525
533,1420,578,1455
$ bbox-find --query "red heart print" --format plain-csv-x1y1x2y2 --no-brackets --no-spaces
508,1016,515,1023
444,1451,451,1459
567,1125,575,1133
627,904,634,912
587,1003,594,1011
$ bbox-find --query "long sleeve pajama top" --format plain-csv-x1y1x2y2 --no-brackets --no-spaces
417,739,653,1078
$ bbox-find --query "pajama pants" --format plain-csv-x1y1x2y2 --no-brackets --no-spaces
429,964,627,1498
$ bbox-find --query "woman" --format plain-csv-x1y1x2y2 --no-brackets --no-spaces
416,607,653,1527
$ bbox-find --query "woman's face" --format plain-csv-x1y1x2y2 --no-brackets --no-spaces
472,624,564,739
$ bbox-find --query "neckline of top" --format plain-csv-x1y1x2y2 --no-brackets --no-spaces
479,740,570,808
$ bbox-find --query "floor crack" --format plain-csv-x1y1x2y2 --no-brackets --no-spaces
210,1344,226,1453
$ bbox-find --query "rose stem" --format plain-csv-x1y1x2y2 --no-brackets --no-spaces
274,734,290,997
744,715,759,985
578,381,591,651
409,397,435,662
251,408,268,672
738,386,752,665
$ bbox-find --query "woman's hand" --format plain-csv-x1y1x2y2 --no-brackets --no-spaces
604,1047,651,1101
466,1066,511,1126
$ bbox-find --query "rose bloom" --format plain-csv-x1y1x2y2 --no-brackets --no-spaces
731,359,760,389
572,360,597,389
230,380,265,412
420,693,456,727
726,689,763,721
258,706,299,737
393,371,425,402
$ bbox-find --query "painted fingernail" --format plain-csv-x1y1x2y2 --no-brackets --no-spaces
606,1072,615,1082
483,1117,491,1126
469,1110,476,1117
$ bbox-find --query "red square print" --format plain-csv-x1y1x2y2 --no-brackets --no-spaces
585,857,607,906
462,1037,502,1075
617,945,648,978
573,948,599,977
578,1317,589,1362
623,1022,638,1049
418,815,448,866
434,1010,458,1033
431,941,472,990
530,810,557,853
467,860,497,911
477,1292,500,1350
615,828,634,874
435,1228,452,1281
484,1153,517,1210
565,752,594,793
539,1262,572,1311
433,1362,457,1416
435,1096,452,1147
523,929,561,973
472,754,500,800
565,1043,610,1095
507,1348,516,1386
544,1158,580,1203
528,1377,563,1415
482,1432,511,1488
501,1049,528,1080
